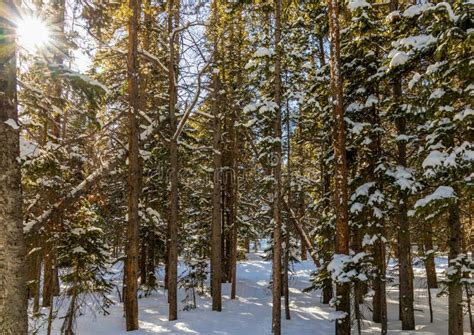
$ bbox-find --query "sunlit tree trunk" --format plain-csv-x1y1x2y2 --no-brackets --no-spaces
0,3,28,332
328,0,351,333
124,0,141,330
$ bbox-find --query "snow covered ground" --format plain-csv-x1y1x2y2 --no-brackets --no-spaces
32,251,471,334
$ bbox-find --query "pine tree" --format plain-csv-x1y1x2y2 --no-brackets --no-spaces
0,2,28,332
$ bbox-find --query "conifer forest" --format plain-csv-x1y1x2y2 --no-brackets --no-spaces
0,0,473,334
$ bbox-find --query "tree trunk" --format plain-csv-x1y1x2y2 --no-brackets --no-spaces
284,233,291,320
394,78,415,330
328,0,351,333
124,0,141,330
230,95,238,300
0,4,28,332
43,241,54,307
147,233,156,289
210,9,223,311
272,0,283,333
448,202,464,335
423,221,438,289
167,0,179,321
140,239,147,286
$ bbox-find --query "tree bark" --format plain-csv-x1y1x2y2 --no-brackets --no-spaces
211,0,222,309
0,3,28,332
448,202,464,335
394,78,415,330
423,221,438,289
167,0,179,321
124,0,141,330
328,0,351,333
272,0,283,333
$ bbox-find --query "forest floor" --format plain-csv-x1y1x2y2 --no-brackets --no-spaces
33,246,471,334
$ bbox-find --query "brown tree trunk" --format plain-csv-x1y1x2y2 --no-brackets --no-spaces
448,202,464,335
147,234,156,288
423,221,438,289
230,93,238,300
167,0,179,321
394,79,415,330
0,4,28,332
272,0,283,333
328,0,351,333
210,1,223,309
317,35,334,306
43,241,54,307
140,240,147,286
284,233,291,320
124,0,141,330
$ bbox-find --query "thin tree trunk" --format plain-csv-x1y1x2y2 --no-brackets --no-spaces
167,0,179,321
210,0,222,312
147,233,156,289
284,89,291,321
317,33,334,307
230,90,238,300
43,241,54,307
328,0,351,333
394,78,415,330
448,201,464,335
423,220,438,289
0,5,28,332
284,233,291,320
124,0,141,329
272,0,283,333
140,239,147,286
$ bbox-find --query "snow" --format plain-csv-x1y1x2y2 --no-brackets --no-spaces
429,88,445,100
397,35,437,50
72,246,87,254
20,136,40,159
350,202,364,214
414,186,456,208
408,72,421,89
31,248,472,335
351,182,375,200
433,2,459,21
328,311,348,321
389,51,409,67
4,118,19,129
64,71,111,95
403,3,433,17
348,0,371,11
344,117,367,135
386,166,420,192
454,106,473,121
422,150,448,169
254,47,275,58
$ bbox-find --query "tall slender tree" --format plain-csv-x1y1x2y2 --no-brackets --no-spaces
210,0,222,312
272,0,283,333
124,0,141,330
328,0,350,333
0,1,28,333
167,0,179,321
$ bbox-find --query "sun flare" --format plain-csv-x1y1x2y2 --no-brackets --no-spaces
16,16,51,51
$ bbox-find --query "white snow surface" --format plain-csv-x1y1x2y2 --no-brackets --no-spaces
415,186,456,208
389,51,410,68
4,118,19,129
348,0,371,11
32,247,471,334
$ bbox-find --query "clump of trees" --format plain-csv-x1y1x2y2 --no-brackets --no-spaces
0,0,472,335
